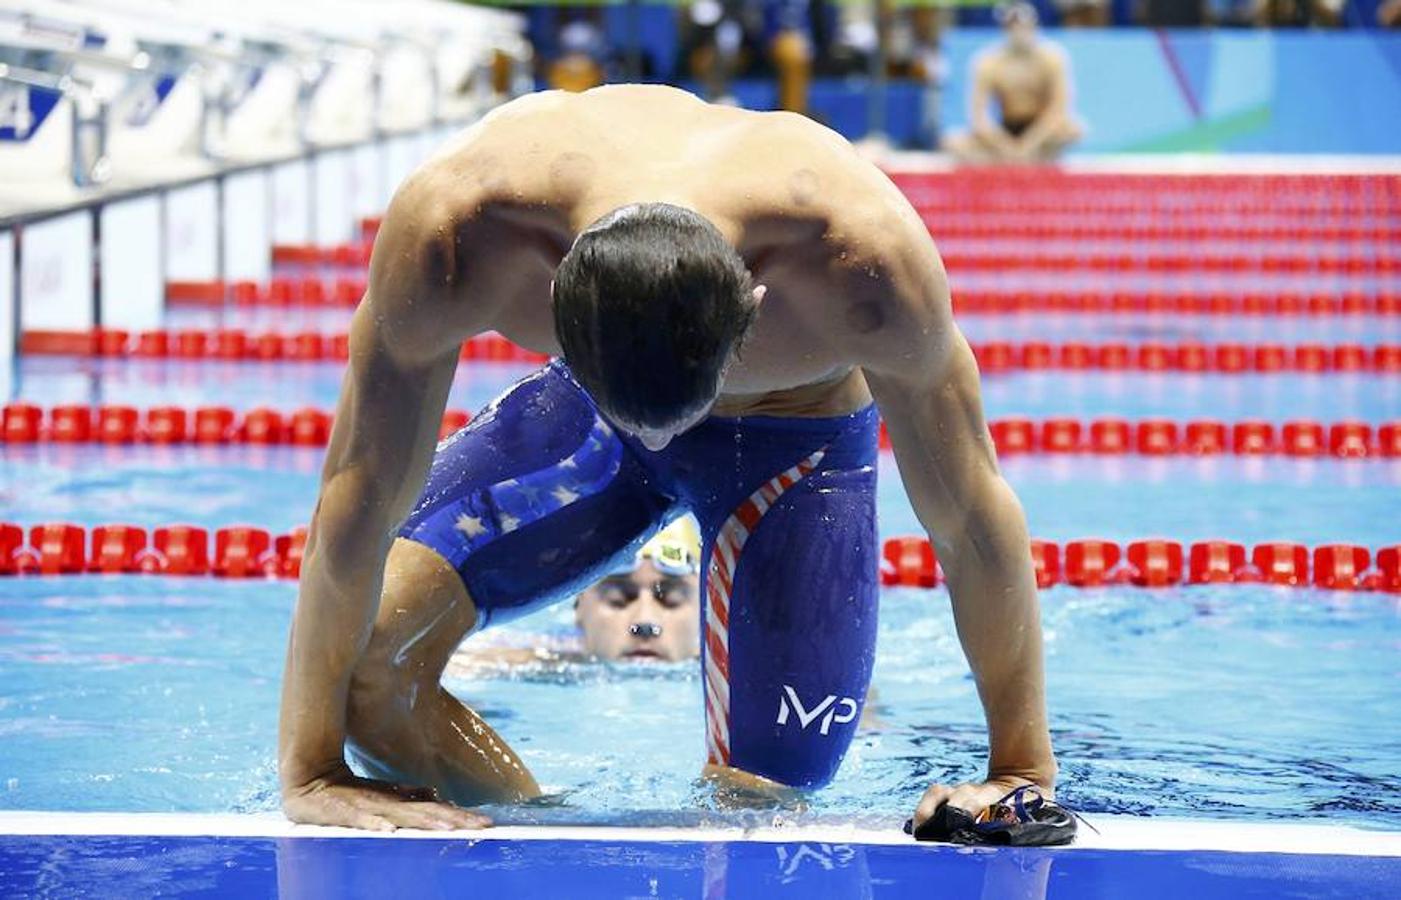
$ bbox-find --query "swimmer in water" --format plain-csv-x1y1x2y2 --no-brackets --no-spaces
279,83,1057,834
942,3,1083,165
448,517,703,671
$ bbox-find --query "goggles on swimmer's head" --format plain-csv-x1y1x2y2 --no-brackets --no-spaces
609,517,701,578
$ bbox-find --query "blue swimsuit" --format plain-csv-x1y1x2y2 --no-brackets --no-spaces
399,360,880,788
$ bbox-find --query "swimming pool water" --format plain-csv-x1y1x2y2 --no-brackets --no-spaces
1,566,1398,828
2,309,1399,831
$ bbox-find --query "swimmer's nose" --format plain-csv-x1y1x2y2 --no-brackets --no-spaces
630,622,663,639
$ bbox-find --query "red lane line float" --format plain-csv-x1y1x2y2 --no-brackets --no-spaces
22,527,1398,591
5,406,1395,458
19,331,1401,374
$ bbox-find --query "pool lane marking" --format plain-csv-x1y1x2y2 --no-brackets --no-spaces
0,812,1398,857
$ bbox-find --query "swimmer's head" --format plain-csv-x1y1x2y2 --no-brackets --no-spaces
575,517,702,662
552,202,760,449
996,1,1039,50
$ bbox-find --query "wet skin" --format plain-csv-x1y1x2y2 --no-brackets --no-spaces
279,84,1056,833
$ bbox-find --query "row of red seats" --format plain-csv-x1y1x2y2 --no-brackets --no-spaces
881,537,1401,592
0,404,473,445
21,329,550,365
942,253,1395,275
0,523,307,578
971,341,1400,373
167,277,368,308
953,292,1397,316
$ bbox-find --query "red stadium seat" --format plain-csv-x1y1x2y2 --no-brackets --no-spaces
1126,540,1184,587
146,525,209,575
1376,345,1401,372
1029,540,1060,588
1251,543,1308,586
1064,540,1122,587
96,406,139,444
1312,545,1370,591
145,407,188,444
882,536,937,588
3,403,42,443
1188,541,1246,584
89,525,147,573
328,333,351,361
989,419,1036,455
213,527,272,578
29,523,85,574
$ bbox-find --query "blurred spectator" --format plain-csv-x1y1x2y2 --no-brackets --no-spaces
942,3,1081,164
1381,0,1401,23
1055,0,1111,26
546,13,606,92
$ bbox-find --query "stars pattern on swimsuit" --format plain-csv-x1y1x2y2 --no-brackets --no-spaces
454,514,487,538
431,418,622,554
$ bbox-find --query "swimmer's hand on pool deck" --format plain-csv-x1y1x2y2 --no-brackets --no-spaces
855,209,1058,838
278,172,510,832
281,763,489,832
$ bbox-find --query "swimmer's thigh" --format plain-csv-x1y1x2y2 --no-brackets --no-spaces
374,363,674,677
702,465,879,788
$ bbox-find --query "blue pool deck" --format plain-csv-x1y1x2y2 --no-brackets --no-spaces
1,812,1399,898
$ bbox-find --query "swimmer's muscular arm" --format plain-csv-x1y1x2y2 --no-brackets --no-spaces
837,199,1057,827
278,169,493,830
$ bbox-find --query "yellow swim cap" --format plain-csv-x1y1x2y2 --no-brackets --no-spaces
613,516,702,576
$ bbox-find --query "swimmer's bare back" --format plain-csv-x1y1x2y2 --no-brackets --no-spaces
279,84,1057,831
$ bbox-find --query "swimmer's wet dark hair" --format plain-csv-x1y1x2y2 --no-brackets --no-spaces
552,203,757,430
